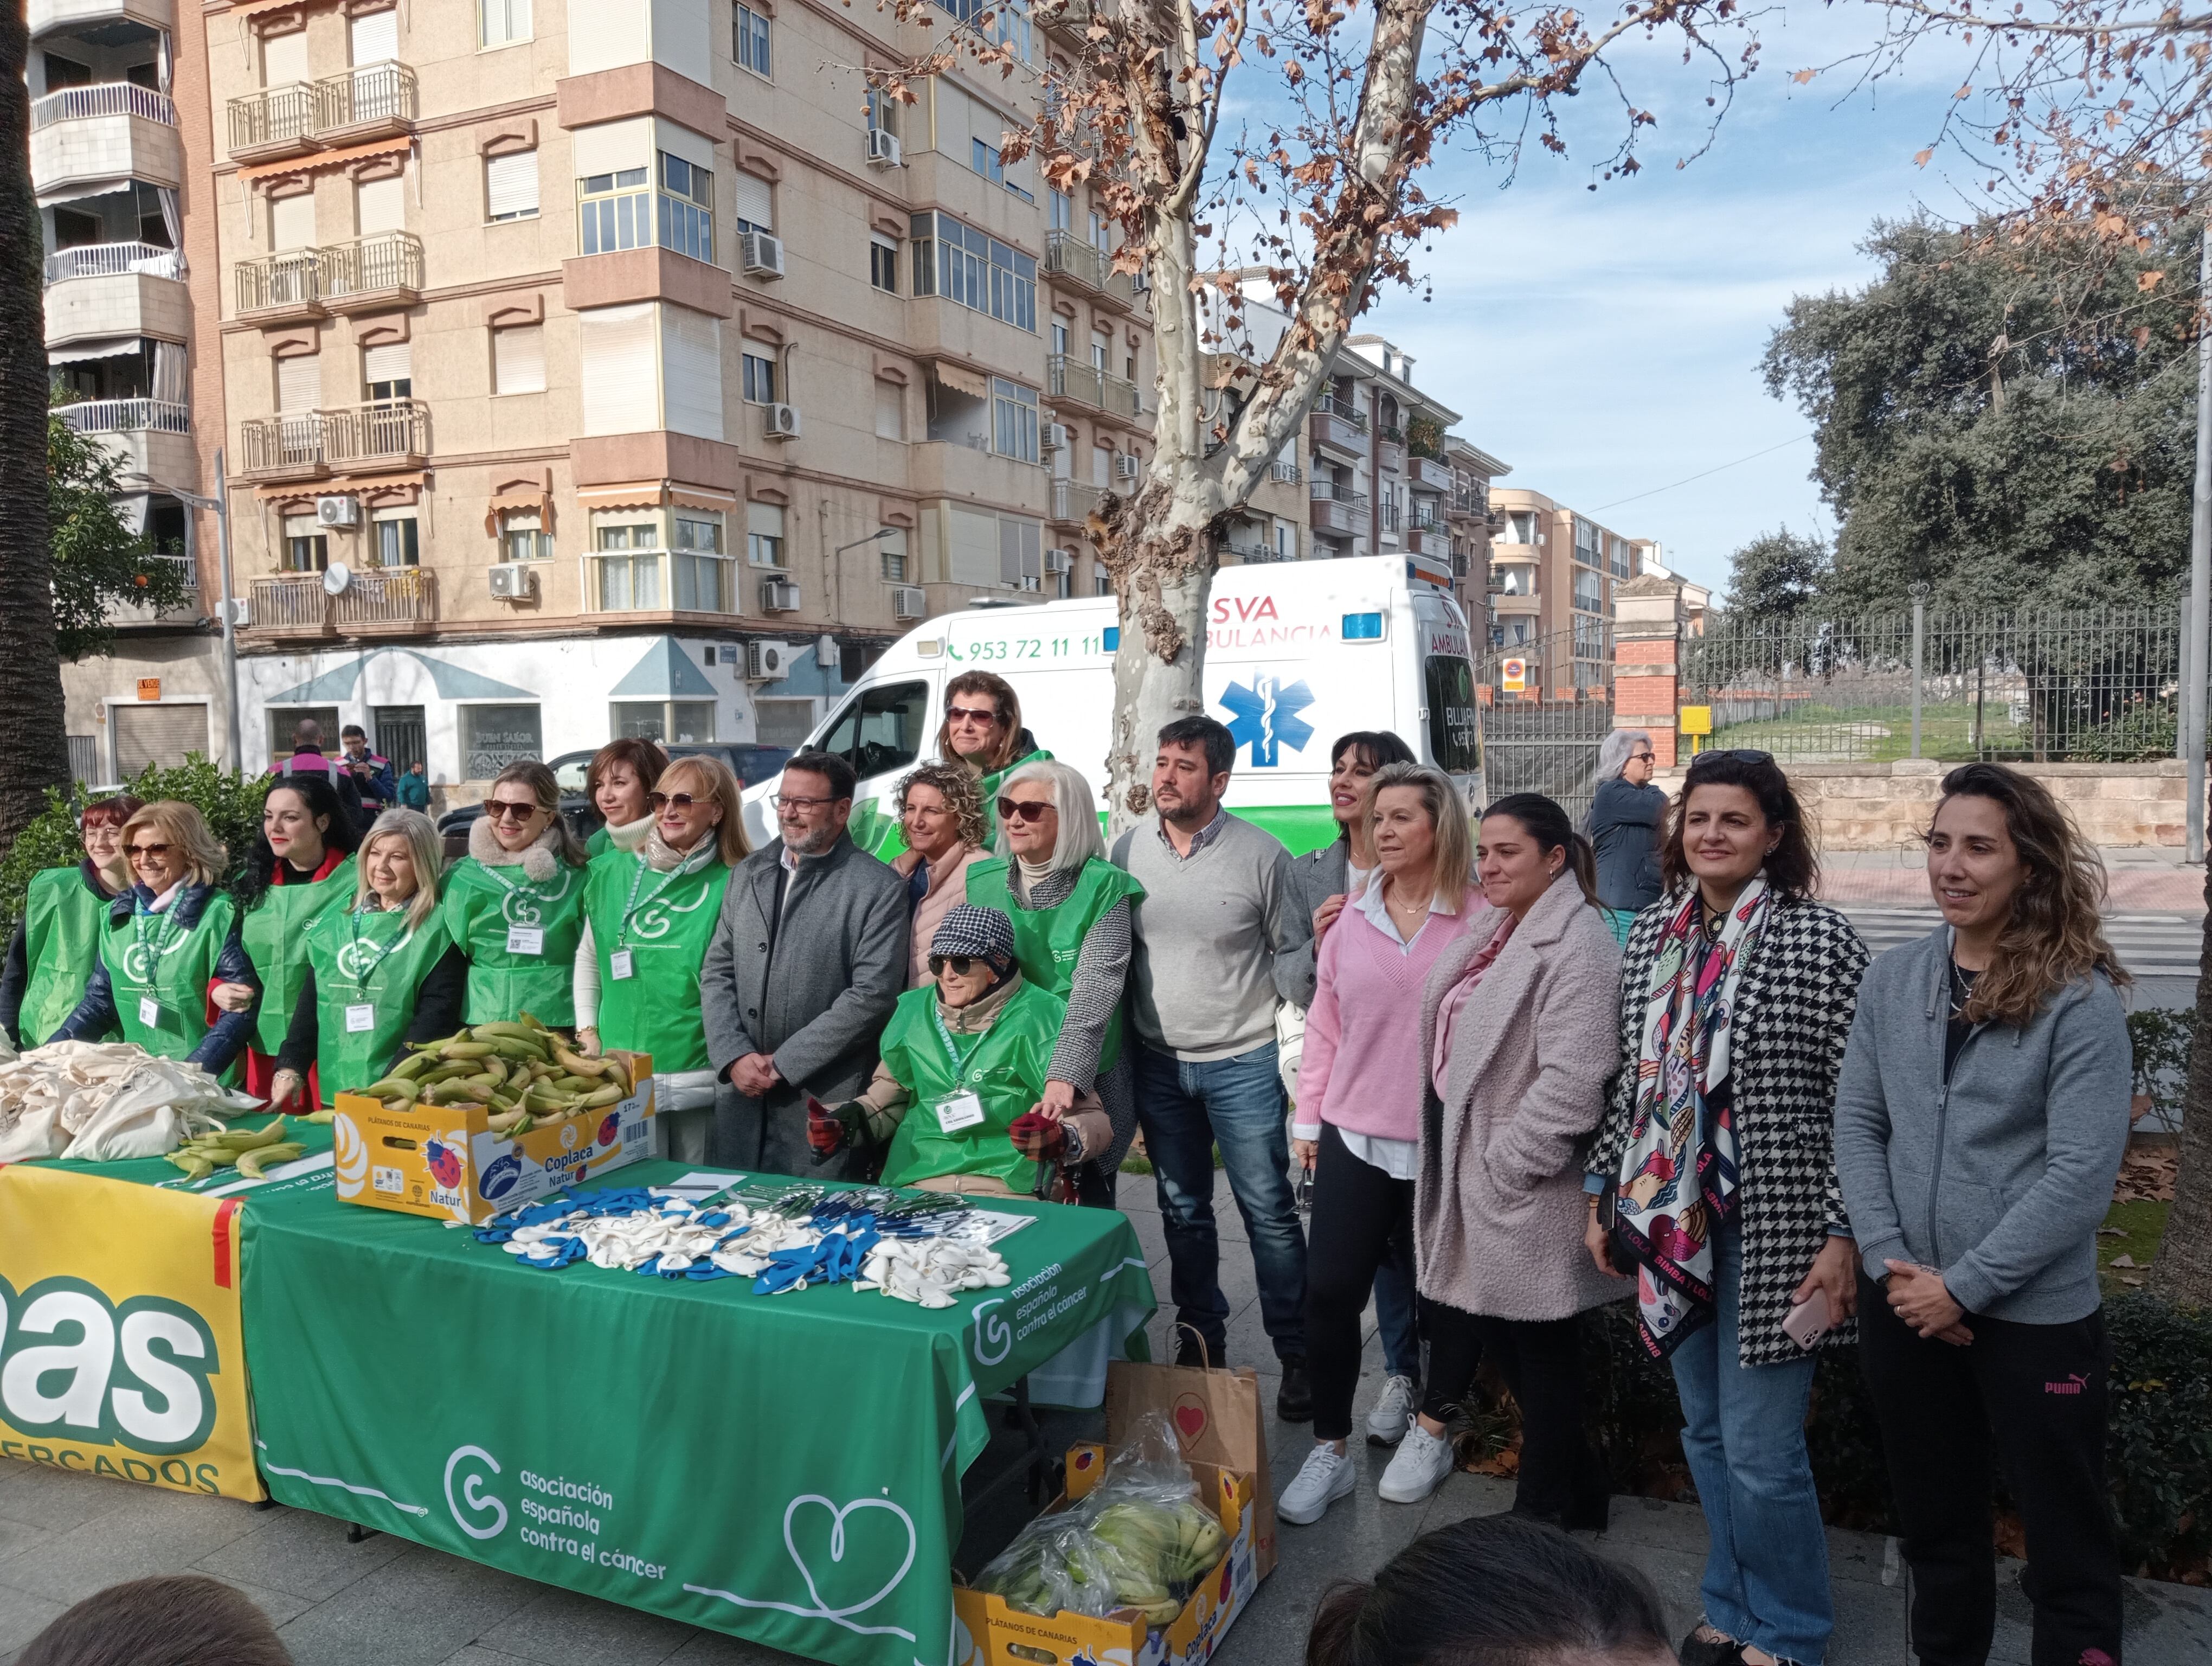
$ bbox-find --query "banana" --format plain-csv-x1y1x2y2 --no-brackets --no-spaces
211,1116,288,1152
485,1108,526,1133
601,1056,634,1096
298,1108,336,1125
440,1041,497,1059
235,1142,305,1180
359,1076,416,1099
390,1051,436,1081
165,1151,214,1180
571,1084,621,1108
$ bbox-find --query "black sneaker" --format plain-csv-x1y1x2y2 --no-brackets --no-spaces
1276,1359,1314,1422
1679,1627,1745,1666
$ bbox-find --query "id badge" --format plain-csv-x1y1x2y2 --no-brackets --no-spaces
936,1090,986,1133
506,925,545,956
344,1003,376,1033
138,995,162,1029
609,949,635,981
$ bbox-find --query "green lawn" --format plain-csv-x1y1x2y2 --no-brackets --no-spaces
2098,1199,2171,1295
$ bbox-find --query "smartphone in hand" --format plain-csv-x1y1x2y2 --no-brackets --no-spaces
1782,1289,1832,1351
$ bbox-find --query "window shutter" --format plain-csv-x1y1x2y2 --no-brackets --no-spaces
485,150,538,220
577,304,658,435
874,380,904,441
493,323,545,395
112,704,208,778
355,175,404,234
660,306,723,440
747,502,785,539
270,192,316,251
262,29,308,85
275,354,320,412
350,9,398,64
363,340,411,384
734,172,773,230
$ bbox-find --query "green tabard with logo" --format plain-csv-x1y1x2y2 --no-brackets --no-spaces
239,855,359,1056
962,855,1143,1072
18,866,112,1043
581,848,731,1074
876,978,1066,1193
101,890,240,1080
440,857,588,1026
301,904,454,1097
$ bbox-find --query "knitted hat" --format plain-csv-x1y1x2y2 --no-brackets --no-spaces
931,904,1017,977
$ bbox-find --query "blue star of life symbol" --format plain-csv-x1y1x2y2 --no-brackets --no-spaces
1219,676,1315,767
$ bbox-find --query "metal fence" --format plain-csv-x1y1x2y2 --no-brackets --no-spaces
1680,605,2181,763
1481,623,1616,823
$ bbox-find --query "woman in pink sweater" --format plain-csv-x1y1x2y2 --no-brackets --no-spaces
1279,763,1481,1526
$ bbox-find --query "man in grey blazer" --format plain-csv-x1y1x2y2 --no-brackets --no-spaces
702,749,909,1177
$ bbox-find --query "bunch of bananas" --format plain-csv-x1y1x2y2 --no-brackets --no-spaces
165,1114,305,1182
352,1014,633,1137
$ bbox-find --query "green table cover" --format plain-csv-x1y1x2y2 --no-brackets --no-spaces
239,1161,1155,1666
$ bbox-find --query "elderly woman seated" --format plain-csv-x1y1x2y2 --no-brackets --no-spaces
806,905,1110,1197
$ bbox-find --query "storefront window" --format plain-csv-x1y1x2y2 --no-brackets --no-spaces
461,703,543,778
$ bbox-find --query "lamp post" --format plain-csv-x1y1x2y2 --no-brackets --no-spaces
828,528,900,653
119,451,240,768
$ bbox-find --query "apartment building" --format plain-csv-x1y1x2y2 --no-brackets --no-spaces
34,0,232,784
1444,434,1507,625
170,0,1156,781
1632,539,1711,635
1486,486,1645,695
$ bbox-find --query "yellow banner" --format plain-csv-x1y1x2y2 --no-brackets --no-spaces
0,1165,263,1501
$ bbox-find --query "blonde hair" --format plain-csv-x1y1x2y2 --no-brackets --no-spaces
657,754,752,867
121,802,226,890
1365,764,1475,911
355,810,443,930
490,759,588,867
993,759,1104,872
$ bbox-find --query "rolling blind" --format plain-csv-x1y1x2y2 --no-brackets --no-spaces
485,150,538,220
362,340,411,384
734,172,773,230
577,304,658,435
275,354,320,412
493,324,545,395
261,29,308,85
659,307,723,440
350,9,398,63
270,192,316,251
355,175,404,235
113,704,208,778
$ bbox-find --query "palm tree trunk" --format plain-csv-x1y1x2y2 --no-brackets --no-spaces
2154,860,2212,1302
0,5,68,857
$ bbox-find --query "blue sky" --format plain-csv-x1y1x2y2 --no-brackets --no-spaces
1358,5,1983,598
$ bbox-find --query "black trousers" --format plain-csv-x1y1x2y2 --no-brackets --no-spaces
1302,1122,1420,1441
1857,1273,2123,1666
1468,1312,1609,1528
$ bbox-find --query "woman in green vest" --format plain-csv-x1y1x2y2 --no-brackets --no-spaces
963,759,1142,1207
52,800,260,1079
807,905,1101,1197
2,792,142,1049
267,810,469,1109
575,753,748,1163
442,760,590,1028
583,737,668,859
936,670,1052,844
213,773,360,1103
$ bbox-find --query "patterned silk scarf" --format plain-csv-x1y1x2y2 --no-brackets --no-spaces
1613,875,1772,1357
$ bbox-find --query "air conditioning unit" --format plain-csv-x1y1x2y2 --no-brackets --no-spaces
1044,548,1072,575
488,562,536,599
1115,454,1140,482
1018,573,1040,593
314,495,360,528
891,585,927,620
763,402,802,439
1131,270,1151,294
760,578,801,613
814,632,839,668
226,597,251,628
747,640,793,680
741,230,786,278
864,128,902,168
1043,421,1071,453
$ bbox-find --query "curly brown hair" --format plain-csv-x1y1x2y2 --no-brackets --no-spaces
1658,751,1820,902
895,760,986,849
1932,762,2129,1027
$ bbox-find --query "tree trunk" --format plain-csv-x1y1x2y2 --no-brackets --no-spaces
0,6,67,859
2153,857,2212,1303
1102,477,1221,832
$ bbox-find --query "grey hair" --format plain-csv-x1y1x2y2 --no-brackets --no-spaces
993,759,1104,872
1594,729,1652,785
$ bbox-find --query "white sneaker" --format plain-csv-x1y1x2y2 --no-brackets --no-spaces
1377,1423,1456,1504
1365,1374,1417,1446
1277,1443,1357,1524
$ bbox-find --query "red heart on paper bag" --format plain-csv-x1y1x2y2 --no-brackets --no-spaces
1173,1396,1208,1444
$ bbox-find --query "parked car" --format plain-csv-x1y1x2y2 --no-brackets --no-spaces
436,743,795,860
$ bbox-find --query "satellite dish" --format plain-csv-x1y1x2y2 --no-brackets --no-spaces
323,562,352,596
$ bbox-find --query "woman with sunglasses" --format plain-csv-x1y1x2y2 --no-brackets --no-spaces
935,671,1051,843
583,737,668,858
1587,729,1664,946
575,754,750,1162
888,762,990,988
961,759,1143,1206
441,760,591,1029
51,801,260,1080
1,793,142,1049
1585,749,1869,1666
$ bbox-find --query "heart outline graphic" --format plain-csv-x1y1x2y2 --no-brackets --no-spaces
1172,1397,1208,1443
686,1491,919,1644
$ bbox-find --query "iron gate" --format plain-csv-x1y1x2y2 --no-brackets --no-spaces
1479,623,1616,824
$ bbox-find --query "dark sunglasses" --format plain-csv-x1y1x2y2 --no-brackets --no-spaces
929,954,982,976
946,704,1001,724
1688,748,1773,768
483,799,542,822
996,797,1053,824
647,792,699,811
126,842,172,860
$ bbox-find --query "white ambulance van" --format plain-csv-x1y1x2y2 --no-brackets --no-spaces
738,556,1482,857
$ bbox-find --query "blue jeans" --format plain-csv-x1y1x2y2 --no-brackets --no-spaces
1374,1243,1420,1380
1133,1039,1307,1363
1670,1226,1832,1664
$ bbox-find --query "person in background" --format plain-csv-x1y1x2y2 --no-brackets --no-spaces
268,717,365,829
339,724,395,823
1279,729,1424,1445
889,761,990,988
1587,729,1664,945
53,802,258,1079
1305,1514,1673,1666
936,669,1051,842
441,760,591,1028
1,793,143,1048
1836,763,2130,1666
1586,750,1869,1666
966,758,1143,1206
215,774,360,1102
268,810,466,1108
18,1573,294,1666
584,737,668,859
396,761,432,812
808,904,1105,1195
1279,763,1481,1526
1110,715,1312,1416
575,753,749,1162
703,749,908,1176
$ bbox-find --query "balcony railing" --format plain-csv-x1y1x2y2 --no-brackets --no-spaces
1309,479,1369,539
1379,503,1401,532
57,398,190,436
334,566,434,625
323,230,422,300
227,63,416,155
239,399,428,475
1313,393,1368,433
1047,354,1140,419
1226,542,1294,564
1311,480,1368,508
1043,232,1134,305
227,83,317,152
1050,477,1104,523
45,241,183,284
249,574,329,630
33,82,176,129
235,249,324,312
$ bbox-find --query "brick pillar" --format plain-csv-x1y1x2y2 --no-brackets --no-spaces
1613,573,1686,766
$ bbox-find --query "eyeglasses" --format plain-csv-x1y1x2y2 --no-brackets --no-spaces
646,792,698,811
125,843,171,860
928,955,981,976
1629,751,1655,763
996,797,1054,825
483,799,542,822
1689,748,1774,768
946,705,1000,725
771,793,843,810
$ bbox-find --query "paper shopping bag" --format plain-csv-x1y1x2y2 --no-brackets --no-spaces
1104,1334,1278,1579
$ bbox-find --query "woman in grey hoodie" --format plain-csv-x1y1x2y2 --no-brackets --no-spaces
1834,762,2131,1666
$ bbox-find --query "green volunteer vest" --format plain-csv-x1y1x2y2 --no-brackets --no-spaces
239,854,359,1055
440,855,588,1026
976,748,1056,845
19,866,114,1043
100,890,239,1081
581,846,732,1073
963,855,1144,1072
878,978,1066,1192
301,901,454,1101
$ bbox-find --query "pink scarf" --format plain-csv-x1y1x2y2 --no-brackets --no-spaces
1431,912,1517,1096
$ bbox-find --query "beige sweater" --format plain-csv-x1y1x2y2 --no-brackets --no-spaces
892,843,989,989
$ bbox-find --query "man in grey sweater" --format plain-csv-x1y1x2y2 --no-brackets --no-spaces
1110,716,1314,1419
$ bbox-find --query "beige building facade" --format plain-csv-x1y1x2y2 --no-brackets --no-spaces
1486,486,1647,696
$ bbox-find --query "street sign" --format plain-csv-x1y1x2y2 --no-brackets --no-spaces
1680,705,1712,736
1501,657,1527,694
136,678,160,702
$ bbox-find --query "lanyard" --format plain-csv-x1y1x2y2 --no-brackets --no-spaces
132,899,183,983
929,1003,981,1084
615,846,709,948
340,905,407,992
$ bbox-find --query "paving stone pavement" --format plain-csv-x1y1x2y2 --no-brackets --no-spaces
2,1169,2208,1665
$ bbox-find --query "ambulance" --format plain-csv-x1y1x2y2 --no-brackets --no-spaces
738,556,1482,857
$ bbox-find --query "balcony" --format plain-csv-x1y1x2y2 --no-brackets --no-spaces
227,63,417,161
1050,477,1104,526
31,82,181,199
31,0,175,33
1409,453,1451,492
238,399,428,482
321,230,423,312
225,83,317,162
248,568,438,637
56,396,192,485
1043,232,1134,309
234,248,326,321
1376,424,1403,475
44,242,188,346
1036,0,1094,43
1047,354,1141,421
1226,541,1294,565
1308,393,1367,460
109,551,197,625
1406,524,1449,560
1308,480,1369,539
